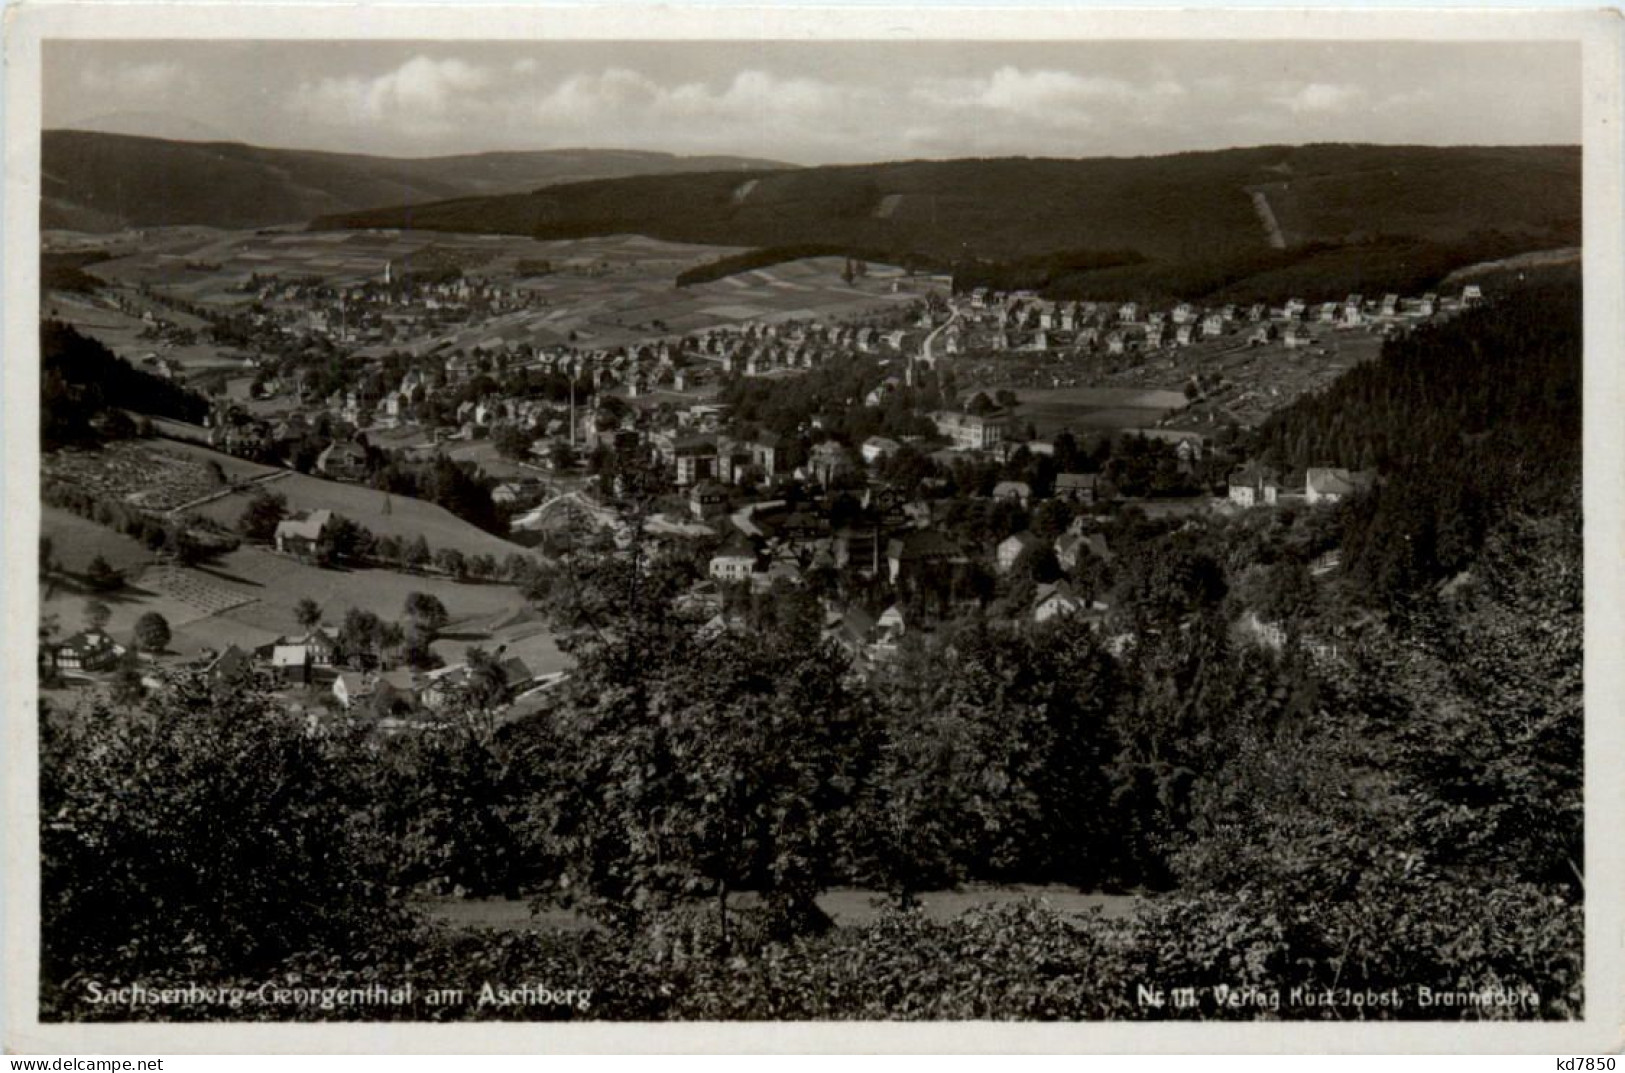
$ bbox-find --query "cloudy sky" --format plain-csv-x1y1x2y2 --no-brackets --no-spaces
44,40,1580,164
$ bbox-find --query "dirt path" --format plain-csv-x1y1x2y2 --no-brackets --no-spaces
166,468,291,517
421,885,1144,933
1249,190,1287,250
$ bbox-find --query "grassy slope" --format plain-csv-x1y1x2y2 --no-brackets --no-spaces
43,435,538,663
39,539,559,669
41,506,152,575
192,469,526,560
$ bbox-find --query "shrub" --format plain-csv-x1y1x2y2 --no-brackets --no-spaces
39,674,410,994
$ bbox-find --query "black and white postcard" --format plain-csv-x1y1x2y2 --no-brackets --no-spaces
4,3,1622,1055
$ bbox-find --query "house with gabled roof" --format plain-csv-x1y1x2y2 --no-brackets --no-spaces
1033,581,1088,624
1055,530,1112,573
54,630,124,673
1305,467,1374,505
1228,463,1282,508
996,531,1043,574
1055,472,1099,504
274,510,333,561
886,528,965,584
709,531,760,583
689,480,729,520
993,480,1032,507
419,658,533,712
824,606,877,658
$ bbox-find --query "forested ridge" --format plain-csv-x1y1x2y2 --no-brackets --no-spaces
41,320,211,448
1255,277,1580,605
318,144,1579,278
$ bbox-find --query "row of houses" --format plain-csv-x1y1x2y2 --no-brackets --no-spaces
707,496,1116,595
941,284,1483,358
188,625,545,719
1228,465,1376,508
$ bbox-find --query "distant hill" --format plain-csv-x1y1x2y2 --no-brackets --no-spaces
41,130,788,232
316,144,1580,301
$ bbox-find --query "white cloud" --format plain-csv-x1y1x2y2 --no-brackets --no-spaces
291,56,493,127
981,67,1136,111
52,41,1580,163
907,68,1195,146
1279,82,1367,115
78,61,196,98
913,67,1141,115
285,59,872,155
537,67,848,125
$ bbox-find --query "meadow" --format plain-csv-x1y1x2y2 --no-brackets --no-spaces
191,468,526,560
1010,386,1190,437
51,227,941,367
40,528,567,675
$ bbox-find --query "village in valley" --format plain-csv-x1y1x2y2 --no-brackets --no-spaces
40,217,1490,722
27,28,1592,1029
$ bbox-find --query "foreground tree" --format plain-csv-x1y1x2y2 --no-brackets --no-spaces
84,556,123,594
132,611,171,654
530,470,881,944
536,597,879,944
83,599,111,633
403,592,450,637
237,489,288,542
294,597,323,632
40,674,406,985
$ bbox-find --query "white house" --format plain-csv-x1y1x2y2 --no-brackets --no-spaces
876,605,907,646
861,436,901,464
1305,467,1372,505
1033,582,1087,624
274,509,333,559
992,480,1032,507
996,531,1043,574
708,533,758,583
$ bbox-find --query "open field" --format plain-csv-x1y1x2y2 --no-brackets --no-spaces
191,468,526,560
41,289,250,378
1007,386,1189,438
40,536,568,675
205,546,567,674
42,439,271,513
1171,331,1384,431
421,885,1143,934
47,227,945,363
975,326,1388,436
41,507,153,576
1009,386,1190,437
42,438,556,667
139,435,281,484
